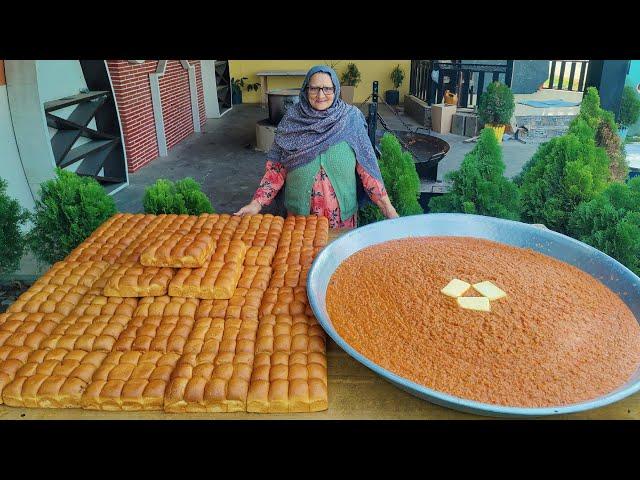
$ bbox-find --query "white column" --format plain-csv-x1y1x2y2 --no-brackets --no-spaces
201,60,221,119
149,60,168,157
5,60,57,200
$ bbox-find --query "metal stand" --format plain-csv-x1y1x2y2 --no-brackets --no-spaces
367,81,381,157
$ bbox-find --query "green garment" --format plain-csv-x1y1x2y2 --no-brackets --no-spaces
284,141,357,219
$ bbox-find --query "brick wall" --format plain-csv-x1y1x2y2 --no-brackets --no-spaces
106,60,206,173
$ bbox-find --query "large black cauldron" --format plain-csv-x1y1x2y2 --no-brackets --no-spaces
268,89,300,125
388,129,450,182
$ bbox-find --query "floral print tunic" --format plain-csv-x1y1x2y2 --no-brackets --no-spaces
253,161,388,229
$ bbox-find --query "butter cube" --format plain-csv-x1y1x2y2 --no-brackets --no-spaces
457,296,491,312
472,281,507,300
441,279,471,298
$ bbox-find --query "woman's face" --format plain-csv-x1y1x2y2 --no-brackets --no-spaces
307,72,336,111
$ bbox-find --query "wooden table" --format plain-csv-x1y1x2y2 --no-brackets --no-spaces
2,228,639,419
255,70,307,108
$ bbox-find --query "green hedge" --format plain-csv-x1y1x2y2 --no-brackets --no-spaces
620,85,640,129
518,120,610,234
0,177,29,278
27,169,117,265
569,178,640,275
143,177,214,215
477,81,515,126
358,132,422,225
429,128,520,220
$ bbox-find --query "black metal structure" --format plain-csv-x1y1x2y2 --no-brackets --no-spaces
64,60,128,192
544,60,590,92
365,79,452,212
367,81,379,152
45,62,128,193
215,60,231,111
409,60,513,107
366,81,449,179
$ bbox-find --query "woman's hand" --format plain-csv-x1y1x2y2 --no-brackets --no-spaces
382,204,399,219
234,199,262,216
378,197,399,220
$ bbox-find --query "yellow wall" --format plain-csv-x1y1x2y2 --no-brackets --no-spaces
229,60,411,104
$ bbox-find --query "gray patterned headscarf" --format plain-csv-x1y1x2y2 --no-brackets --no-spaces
266,65,384,186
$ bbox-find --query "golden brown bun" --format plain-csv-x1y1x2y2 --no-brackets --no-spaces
103,263,175,297
8,283,88,315
81,350,178,411
2,349,108,408
134,296,199,317
168,241,247,300
32,261,110,290
140,231,215,268
1,213,330,414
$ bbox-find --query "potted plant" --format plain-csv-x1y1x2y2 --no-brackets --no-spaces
324,60,342,70
385,64,405,106
231,77,260,105
340,63,361,105
477,81,515,143
619,85,640,140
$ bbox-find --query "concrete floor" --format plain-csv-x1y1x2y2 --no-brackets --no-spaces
113,104,540,214
114,105,273,215
626,143,640,170
370,103,539,181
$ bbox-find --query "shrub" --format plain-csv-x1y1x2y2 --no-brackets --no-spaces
595,110,629,181
569,88,628,182
143,177,213,215
518,130,610,234
175,178,214,215
358,133,422,225
428,128,520,220
0,178,29,278
568,178,640,275
27,169,117,265
390,65,405,90
143,179,184,214
567,115,597,142
340,63,362,88
574,87,602,130
477,81,515,126
620,85,640,129
573,88,629,181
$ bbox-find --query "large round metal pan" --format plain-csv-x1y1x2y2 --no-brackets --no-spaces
306,213,640,417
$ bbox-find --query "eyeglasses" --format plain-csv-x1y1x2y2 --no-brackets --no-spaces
307,86,335,96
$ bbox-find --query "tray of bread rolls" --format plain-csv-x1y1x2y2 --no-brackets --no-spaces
0,213,329,414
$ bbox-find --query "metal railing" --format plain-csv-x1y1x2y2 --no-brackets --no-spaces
544,60,589,92
409,60,513,107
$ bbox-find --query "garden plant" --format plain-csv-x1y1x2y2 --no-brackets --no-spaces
143,177,214,215
477,81,515,142
359,133,422,225
429,127,520,220
340,63,362,87
568,178,640,275
0,177,29,278
619,85,640,132
27,169,117,265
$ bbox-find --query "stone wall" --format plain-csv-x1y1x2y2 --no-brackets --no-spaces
404,95,431,127
515,114,576,141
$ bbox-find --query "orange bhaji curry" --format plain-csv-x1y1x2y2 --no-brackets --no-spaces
326,237,640,407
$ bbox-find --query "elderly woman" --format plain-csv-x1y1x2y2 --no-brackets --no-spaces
234,65,398,228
